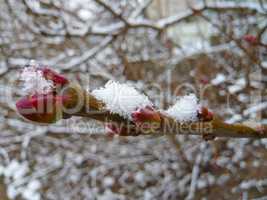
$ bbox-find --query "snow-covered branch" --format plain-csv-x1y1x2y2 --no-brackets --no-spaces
16,67,267,139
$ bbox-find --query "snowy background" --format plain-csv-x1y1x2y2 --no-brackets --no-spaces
0,0,267,199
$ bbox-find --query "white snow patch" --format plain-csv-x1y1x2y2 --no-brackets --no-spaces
165,94,200,122
1,160,42,200
20,61,53,95
27,180,41,191
144,190,154,200
13,162,28,180
98,189,124,200
211,74,226,85
78,9,93,20
243,102,267,116
21,179,41,200
4,160,28,179
228,78,246,94
92,80,152,120
7,184,18,200
134,171,145,183
238,179,267,191
226,114,242,123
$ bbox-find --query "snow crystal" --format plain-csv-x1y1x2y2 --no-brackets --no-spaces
165,94,200,122
92,80,152,120
20,62,53,95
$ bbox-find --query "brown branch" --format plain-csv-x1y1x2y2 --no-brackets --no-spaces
63,85,267,139
0,178,9,200
94,0,129,25
158,114,267,138
204,2,266,14
129,0,153,19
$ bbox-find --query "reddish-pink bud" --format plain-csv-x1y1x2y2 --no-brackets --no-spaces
16,94,68,124
131,106,161,134
197,107,213,122
243,34,258,45
41,67,69,86
131,106,161,125
256,126,266,134
199,77,209,85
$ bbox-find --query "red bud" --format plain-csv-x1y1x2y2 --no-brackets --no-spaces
198,107,213,121
131,106,161,125
256,125,266,134
243,34,258,45
41,67,69,86
16,94,68,124
199,77,209,85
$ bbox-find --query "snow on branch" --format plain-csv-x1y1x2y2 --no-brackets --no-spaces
15,0,266,42
20,62,54,95
205,1,267,14
165,94,200,122
92,80,153,120
16,66,267,139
